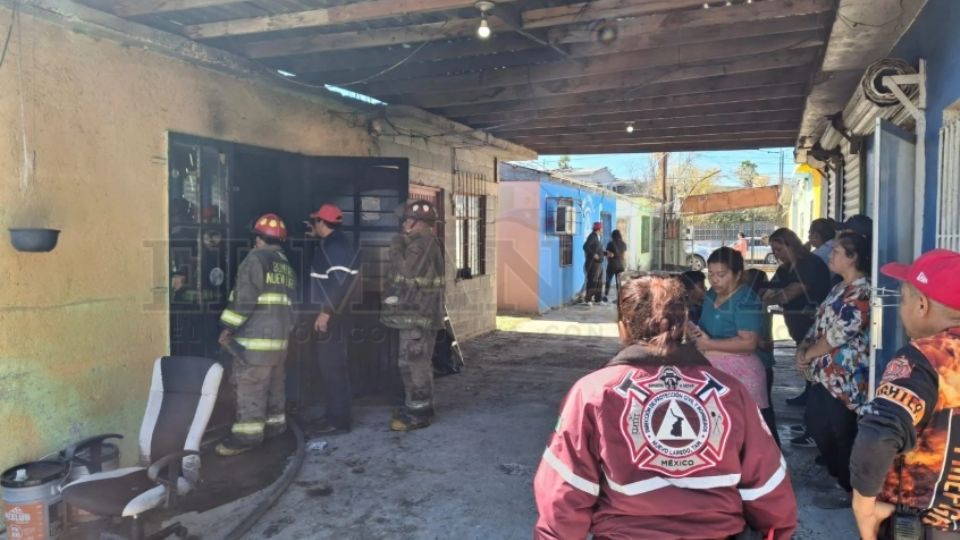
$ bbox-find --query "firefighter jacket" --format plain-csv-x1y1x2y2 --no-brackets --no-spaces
309,230,359,316
534,343,797,540
850,327,960,531
219,244,297,355
381,228,444,330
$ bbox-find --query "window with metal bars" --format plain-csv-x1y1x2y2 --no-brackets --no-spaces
938,117,960,251
454,170,487,279
559,235,573,267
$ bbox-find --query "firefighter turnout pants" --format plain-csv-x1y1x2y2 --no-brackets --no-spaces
398,328,438,415
231,350,286,446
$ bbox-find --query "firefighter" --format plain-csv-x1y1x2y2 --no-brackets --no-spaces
215,213,297,457
534,275,797,539
382,200,445,431
849,249,960,540
307,203,359,435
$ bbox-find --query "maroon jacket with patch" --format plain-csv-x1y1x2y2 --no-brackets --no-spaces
533,344,796,540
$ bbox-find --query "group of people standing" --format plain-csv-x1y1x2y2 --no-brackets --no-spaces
582,221,628,304
213,199,446,457
536,210,960,539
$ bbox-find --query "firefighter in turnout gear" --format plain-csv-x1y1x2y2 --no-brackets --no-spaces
382,200,445,431
215,213,297,457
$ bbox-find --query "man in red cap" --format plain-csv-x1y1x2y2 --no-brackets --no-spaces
307,203,359,435
849,249,960,539
582,221,605,304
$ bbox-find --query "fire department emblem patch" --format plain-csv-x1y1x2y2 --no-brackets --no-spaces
617,366,731,477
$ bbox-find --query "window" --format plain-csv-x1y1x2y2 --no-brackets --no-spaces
641,215,652,254
546,197,576,235
559,235,573,267
454,170,487,279
938,117,960,251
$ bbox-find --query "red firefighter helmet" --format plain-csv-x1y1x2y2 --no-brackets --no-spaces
252,213,288,241
310,203,344,225
403,200,438,223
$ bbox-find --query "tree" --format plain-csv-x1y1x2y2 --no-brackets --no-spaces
734,160,771,188
557,155,572,170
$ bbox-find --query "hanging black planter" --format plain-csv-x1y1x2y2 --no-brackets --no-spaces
9,228,60,252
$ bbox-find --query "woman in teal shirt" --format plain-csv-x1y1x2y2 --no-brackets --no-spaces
689,247,777,441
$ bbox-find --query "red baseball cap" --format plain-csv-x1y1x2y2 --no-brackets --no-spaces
310,204,343,224
880,249,960,310
593,221,602,231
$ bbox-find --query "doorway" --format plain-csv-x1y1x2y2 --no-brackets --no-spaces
167,134,410,410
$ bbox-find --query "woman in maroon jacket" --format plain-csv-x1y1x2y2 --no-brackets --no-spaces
533,275,797,540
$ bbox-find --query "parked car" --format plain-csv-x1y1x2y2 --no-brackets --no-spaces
729,236,778,265
685,243,715,271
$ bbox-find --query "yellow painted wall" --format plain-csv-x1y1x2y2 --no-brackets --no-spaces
0,8,377,471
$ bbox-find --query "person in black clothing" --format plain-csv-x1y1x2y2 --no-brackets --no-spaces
762,227,832,445
603,229,627,302
307,203,360,435
583,222,605,304
679,270,707,325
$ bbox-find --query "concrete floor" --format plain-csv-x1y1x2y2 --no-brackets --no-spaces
174,303,858,540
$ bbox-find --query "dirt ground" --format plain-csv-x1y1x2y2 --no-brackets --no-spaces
168,303,858,540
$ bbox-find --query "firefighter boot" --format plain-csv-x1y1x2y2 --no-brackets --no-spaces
389,407,433,432
215,435,259,457
264,413,287,440
216,421,264,456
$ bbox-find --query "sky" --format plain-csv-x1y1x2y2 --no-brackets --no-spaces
539,147,794,187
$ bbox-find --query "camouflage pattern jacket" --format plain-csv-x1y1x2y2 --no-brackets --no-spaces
381,228,444,330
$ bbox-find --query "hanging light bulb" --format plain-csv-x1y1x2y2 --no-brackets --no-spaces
725,0,732,5
626,122,635,134
475,1,494,39
477,16,491,39
702,2,710,9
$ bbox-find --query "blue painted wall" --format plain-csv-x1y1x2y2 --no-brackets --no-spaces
538,180,617,312
891,0,960,250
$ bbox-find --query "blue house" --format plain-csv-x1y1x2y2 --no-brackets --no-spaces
497,162,629,314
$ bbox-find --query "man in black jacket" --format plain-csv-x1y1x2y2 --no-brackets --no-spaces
583,221,605,304
308,203,359,435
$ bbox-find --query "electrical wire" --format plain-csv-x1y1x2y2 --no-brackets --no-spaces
331,38,434,87
836,0,904,30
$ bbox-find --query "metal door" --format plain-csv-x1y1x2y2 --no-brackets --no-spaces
868,119,916,397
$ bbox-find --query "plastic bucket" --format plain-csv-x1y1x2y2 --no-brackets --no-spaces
1,460,66,540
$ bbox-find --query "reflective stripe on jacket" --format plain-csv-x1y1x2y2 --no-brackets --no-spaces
533,344,797,540
309,230,359,315
220,245,297,353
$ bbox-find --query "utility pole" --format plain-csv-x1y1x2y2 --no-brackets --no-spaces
659,153,669,270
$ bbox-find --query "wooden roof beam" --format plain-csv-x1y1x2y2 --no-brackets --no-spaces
507,126,799,146
521,0,709,30
112,1,241,17
548,0,834,44
532,138,798,154
450,84,808,125
386,47,821,109
476,99,804,131
491,110,802,137
434,68,811,117
237,19,479,58
233,0,833,60
275,33,553,79
359,30,823,98
185,0,492,40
